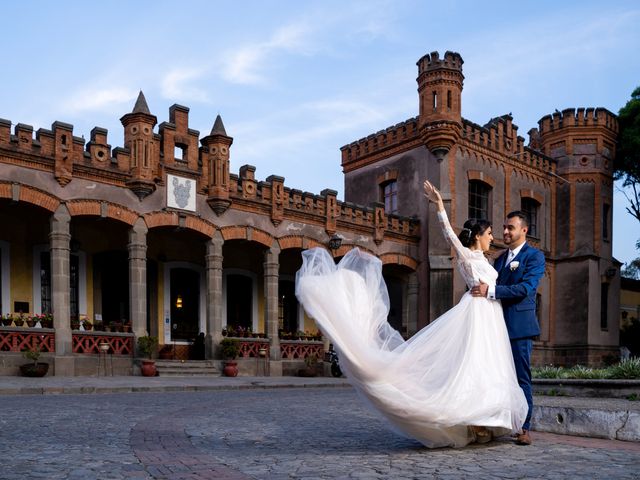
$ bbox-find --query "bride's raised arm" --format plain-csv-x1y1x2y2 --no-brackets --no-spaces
423,180,472,262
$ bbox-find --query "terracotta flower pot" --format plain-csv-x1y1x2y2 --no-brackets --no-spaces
223,361,239,377
20,363,49,377
141,360,157,377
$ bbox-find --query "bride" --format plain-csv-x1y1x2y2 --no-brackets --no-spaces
295,180,527,448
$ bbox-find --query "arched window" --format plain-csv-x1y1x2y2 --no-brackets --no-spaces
521,197,540,238
468,180,491,221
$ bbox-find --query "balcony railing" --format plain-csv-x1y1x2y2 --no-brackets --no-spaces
72,331,134,355
0,327,55,352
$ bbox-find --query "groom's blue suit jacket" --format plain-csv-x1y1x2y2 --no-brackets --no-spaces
494,243,545,340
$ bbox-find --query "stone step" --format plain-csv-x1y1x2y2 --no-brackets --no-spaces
155,360,216,368
155,360,220,377
157,369,220,377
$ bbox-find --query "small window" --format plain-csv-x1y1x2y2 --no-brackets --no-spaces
174,144,187,162
602,203,610,240
432,91,437,111
600,282,609,330
521,198,540,239
468,180,491,221
381,181,398,214
447,90,452,110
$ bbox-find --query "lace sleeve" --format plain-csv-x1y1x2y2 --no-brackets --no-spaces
436,210,472,262
436,210,477,288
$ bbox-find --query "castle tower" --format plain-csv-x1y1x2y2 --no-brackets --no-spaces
535,108,617,258
416,51,464,160
120,91,158,199
534,107,619,365
201,114,233,215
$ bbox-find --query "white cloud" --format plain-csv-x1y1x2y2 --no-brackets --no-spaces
221,21,317,85
65,86,138,114
161,68,211,103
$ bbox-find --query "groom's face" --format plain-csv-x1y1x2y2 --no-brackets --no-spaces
503,216,527,247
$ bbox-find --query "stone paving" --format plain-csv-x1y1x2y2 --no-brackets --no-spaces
1,388,639,479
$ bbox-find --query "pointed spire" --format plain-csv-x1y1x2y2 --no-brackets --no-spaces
132,91,151,115
210,114,227,136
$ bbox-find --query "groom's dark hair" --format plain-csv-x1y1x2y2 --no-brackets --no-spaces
507,210,528,227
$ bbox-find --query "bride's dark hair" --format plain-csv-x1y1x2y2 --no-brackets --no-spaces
458,219,491,248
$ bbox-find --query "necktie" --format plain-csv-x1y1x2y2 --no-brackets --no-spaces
505,250,514,269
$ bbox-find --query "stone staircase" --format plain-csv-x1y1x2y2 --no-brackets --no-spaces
155,360,220,377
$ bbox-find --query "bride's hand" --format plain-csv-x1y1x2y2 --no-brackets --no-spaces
423,180,443,206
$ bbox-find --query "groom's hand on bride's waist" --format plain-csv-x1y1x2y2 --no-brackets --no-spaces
471,283,488,297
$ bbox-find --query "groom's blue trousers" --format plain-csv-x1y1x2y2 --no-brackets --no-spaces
510,338,533,431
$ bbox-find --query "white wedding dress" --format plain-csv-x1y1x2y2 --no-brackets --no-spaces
295,210,527,448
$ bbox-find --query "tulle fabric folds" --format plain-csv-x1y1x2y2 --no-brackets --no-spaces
295,247,527,448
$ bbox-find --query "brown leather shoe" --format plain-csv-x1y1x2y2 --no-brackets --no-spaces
515,429,532,445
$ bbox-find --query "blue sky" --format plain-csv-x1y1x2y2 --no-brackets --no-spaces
2,0,639,265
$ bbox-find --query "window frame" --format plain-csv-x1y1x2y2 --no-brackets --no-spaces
468,180,492,222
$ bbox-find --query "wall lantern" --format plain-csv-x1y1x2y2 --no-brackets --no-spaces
176,294,183,309
328,234,342,251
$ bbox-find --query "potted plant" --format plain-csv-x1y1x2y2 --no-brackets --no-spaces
20,345,49,377
40,313,53,329
1,314,13,326
82,318,93,331
25,316,36,328
70,317,80,330
220,338,240,377
137,336,159,377
298,354,319,377
13,315,25,327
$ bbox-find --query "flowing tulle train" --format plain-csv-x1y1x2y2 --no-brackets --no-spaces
295,248,527,448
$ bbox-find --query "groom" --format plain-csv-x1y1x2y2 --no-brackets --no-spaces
471,211,545,446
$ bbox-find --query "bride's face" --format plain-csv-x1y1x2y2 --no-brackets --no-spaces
475,226,493,252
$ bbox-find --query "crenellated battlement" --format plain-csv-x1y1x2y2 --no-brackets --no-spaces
340,117,420,170
0,102,418,242
225,164,419,238
538,107,618,134
417,50,463,74
461,118,555,173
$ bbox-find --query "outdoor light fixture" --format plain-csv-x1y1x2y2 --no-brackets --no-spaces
328,234,342,251
176,294,183,309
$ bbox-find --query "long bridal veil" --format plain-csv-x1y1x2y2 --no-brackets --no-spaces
296,247,526,448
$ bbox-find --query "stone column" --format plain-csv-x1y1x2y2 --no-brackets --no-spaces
264,246,282,375
50,205,73,375
205,233,224,359
405,272,419,336
128,218,148,342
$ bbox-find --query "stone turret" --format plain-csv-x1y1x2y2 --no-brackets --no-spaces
416,51,464,160
201,115,233,215
120,91,158,199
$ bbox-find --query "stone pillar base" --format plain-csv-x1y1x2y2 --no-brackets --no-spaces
54,356,76,376
269,360,283,376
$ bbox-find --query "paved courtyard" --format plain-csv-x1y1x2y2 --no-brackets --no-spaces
1,387,639,479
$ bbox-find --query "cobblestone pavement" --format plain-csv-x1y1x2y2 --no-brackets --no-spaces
1,388,639,479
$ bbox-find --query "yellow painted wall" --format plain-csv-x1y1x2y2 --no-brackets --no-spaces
10,241,32,313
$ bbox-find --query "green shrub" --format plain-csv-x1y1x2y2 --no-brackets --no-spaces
533,358,640,380
137,336,158,359
606,357,640,379
220,338,240,359
532,365,564,379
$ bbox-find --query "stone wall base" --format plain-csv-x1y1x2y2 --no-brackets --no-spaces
533,344,620,367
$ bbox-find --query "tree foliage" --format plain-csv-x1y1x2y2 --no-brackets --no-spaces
615,86,640,222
